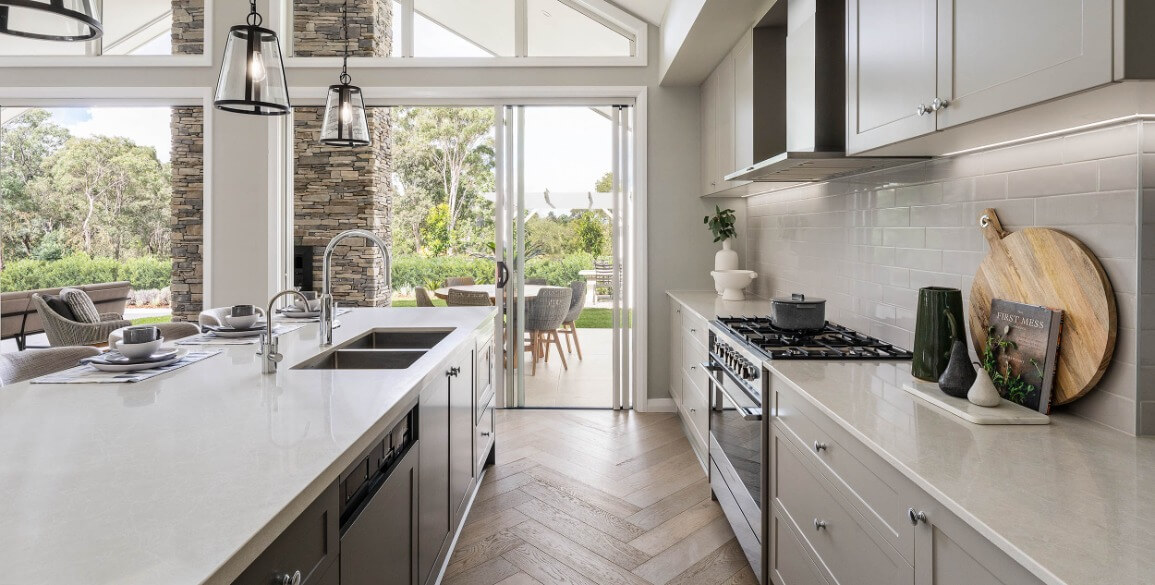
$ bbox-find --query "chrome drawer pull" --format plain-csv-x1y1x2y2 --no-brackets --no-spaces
813,519,827,531
813,441,828,453
908,508,927,525
276,571,302,585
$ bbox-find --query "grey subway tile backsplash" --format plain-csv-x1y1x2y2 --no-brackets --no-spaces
745,122,1146,434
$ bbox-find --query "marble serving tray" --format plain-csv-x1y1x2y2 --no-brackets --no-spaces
901,379,1050,425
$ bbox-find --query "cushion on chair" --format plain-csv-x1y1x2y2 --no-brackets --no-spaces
59,288,101,323
42,295,78,322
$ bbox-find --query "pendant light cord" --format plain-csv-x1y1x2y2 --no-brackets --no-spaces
340,0,351,85
247,0,262,27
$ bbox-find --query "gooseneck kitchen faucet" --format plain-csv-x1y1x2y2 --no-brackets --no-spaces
320,229,392,346
261,289,310,374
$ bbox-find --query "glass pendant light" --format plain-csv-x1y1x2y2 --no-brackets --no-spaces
0,0,102,41
215,0,290,116
320,0,370,147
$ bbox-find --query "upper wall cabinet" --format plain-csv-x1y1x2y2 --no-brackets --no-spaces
848,0,1114,154
846,0,938,154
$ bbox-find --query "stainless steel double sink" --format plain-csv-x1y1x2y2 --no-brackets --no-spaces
293,328,454,370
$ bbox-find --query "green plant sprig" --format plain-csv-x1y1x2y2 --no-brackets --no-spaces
980,324,1038,406
703,206,737,243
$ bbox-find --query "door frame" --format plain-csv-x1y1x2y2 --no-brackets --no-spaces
278,86,650,411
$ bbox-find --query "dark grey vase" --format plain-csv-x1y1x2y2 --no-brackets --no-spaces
937,311,976,397
938,340,977,398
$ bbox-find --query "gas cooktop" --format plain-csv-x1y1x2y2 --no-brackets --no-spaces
714,316,913,360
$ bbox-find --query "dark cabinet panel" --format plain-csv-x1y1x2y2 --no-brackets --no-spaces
341,446,418,585
449,350,475,524
418,374,451,585
231,483,339,585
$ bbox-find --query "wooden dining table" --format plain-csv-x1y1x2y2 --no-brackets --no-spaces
432,284,546,303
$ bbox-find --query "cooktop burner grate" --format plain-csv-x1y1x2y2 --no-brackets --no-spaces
715,316,913,361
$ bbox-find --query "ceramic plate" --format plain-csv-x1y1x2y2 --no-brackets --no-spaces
87,349,188,372
206,327,265,338
280,309,321,319
90,349,180,365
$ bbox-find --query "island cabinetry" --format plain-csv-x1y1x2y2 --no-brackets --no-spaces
230,483,339,585
769,374,1045,585
448,348,475,526
341,446,419,585
419,366,453,585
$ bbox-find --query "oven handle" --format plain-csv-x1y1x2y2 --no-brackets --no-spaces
702,363,762,421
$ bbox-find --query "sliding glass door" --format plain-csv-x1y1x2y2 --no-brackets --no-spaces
495,104,635,409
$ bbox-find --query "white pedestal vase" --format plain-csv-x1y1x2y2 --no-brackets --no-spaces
714,239,739,294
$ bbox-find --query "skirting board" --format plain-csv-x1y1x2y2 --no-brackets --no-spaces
902,380,1050,425
644,398,677,412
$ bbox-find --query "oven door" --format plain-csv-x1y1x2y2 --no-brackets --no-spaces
706,360,763,577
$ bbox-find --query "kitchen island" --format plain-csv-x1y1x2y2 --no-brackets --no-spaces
0,307,496,585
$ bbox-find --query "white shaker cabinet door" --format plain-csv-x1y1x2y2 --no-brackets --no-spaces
934,0,1113,129
911,498,1046,585
846,0,938,154
701,69,719,196
715,51,737,190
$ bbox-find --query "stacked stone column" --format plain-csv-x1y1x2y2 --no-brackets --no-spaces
169,0,205,322
293,0,394,306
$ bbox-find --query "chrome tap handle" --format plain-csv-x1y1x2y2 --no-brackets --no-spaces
263,289,309,374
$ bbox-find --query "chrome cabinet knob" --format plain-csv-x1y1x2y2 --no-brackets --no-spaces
916,103,930,116
813,519,827,530
931,97,950,111
481,431,492,437
275,571,302,585
813,441,828,453
908,508,927,525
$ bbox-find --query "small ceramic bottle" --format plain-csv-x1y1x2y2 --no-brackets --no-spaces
937,311,976,398
968,367,1002,407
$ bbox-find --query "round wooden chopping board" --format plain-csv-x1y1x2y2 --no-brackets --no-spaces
968,209,1116,405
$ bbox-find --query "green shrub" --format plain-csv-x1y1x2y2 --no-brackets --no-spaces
0,253,172,292
524,253,594,286
389,253,594,292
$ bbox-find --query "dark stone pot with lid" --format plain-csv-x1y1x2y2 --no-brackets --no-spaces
770,293,827,331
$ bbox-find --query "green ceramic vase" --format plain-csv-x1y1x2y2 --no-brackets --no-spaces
911,287,966,381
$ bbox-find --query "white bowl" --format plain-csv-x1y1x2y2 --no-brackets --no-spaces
710,270,758,301
110,337,164,360
224,314,260,329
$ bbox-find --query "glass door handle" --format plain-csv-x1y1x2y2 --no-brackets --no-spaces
496,261,510,288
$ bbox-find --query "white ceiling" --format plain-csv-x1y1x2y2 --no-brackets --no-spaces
609,0,670,26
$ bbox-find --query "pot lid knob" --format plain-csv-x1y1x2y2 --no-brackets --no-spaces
792,293,805,301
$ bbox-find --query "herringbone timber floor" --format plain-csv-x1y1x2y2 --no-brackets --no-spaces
445,409,758,585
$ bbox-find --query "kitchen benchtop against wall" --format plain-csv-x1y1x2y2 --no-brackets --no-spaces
769,359,1155,585
0,307,494,585
666,289,771,319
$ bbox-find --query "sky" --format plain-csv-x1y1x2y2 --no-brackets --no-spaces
46,107,175,163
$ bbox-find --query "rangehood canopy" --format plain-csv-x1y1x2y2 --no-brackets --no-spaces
727,0,925,183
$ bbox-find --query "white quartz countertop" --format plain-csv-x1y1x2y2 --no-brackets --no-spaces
666,289,771,319
0,307,495,585
767,360,1155,585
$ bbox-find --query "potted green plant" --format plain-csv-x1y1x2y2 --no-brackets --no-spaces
704,207,751,297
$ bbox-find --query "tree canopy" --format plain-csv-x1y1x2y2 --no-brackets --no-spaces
1,109,171,267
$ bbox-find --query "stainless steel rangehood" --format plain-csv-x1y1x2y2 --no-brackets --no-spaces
725,0,924,183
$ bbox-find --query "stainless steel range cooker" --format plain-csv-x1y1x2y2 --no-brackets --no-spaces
705,316,912,582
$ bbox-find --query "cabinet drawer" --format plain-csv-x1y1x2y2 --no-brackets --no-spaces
771,512,830,585
475,396,495,473
773,378,914,563
773,427,912,585
681,370,709,449
231,482,339,585
681,309,709,349
681,333,709,392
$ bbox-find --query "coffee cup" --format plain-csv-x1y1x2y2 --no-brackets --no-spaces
121,325,160,344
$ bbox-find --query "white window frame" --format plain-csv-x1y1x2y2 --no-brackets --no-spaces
272,0,648,68
0,0,215,68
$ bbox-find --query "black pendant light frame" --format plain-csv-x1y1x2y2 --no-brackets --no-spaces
0,0,102,41
320,0,371,147
214,0,291,116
